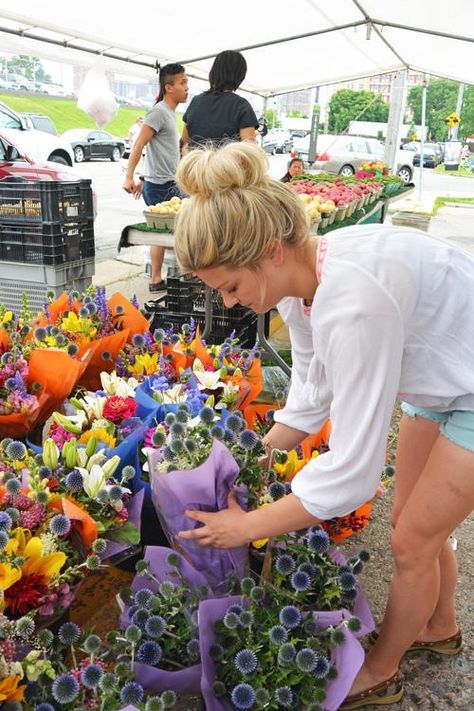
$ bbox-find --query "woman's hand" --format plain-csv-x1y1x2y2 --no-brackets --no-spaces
178,492,250,549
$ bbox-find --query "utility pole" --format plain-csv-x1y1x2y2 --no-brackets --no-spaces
452,83,464,140
308,87,320,164
384,69,407,172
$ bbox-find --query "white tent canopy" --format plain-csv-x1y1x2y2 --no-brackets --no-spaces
0,0,472,93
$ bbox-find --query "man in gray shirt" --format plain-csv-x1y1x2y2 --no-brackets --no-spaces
124,63,188,291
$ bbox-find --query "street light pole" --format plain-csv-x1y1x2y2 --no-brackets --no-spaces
418,75,428,201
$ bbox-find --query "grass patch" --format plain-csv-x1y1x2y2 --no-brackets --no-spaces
0,94,184,137
433,163,474,178
432,196,474,215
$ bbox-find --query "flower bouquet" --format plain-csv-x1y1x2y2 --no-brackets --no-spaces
198,575,365,711
118,546,209,695
0,345,44,437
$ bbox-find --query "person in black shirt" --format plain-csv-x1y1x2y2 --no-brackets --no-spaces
181,50,258,152
281,157,304,183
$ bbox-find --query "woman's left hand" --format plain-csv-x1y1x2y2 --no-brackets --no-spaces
178,492,249,549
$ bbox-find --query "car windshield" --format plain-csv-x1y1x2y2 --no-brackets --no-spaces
62,129,89,140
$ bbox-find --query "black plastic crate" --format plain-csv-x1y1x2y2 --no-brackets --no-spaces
165,271,248,315
0,220,95,265
0,179,94,224
145,296,259,348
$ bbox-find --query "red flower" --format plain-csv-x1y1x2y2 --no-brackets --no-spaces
102,396,137,423
4,573,49,617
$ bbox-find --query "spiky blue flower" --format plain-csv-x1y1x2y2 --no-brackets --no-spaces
268,481,286,500
0,530,9,551
338,571,357,592
226,414,244,433
81,663,104,689
166,552,181,567
231,683,256,710
161,689,177,707
295,647,318,672
137,640,162,665
210,425,224,440
108,485,123,503
16,616,35,638
210,643,224,661
67,343,79,356
38,465,52,479
223,611,240,630
279,605,301,629
134,587,154,608
276,686,293,707
234,649,258,675
238,429,259,451
170,437,185,454
162,446,177,462
52,674,80,703
37,628,54,647
125,624,142,643
227,603,244,615
153,328,165,343
308,529,330,555
199,406,215,424
269,625,288,645
298,562,317,578
159,580,175,598
0,511,12,531
50,514,71,537
120,681,144,705
145,615,166,639
342,588,358,602
99,672,117,693
303,618,318,635
186,638,200,660
249,586,264,603
5,478,21,496
314,655,331,678
34,327,47,341
131,608,150,629
132,333,146,348
275,554,296,576
121,465,136,482
239,611,254,628
5,506,19,523
92,538,108,554
34,704,56,711
78,306,89,318
170,422,185,438
291,570,311,592
65,469,83,492
278,643,296,665
83,634,101,654
5,441,27,461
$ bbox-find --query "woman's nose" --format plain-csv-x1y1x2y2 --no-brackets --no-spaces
222,293,238,308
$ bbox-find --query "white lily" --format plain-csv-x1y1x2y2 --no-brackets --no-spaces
100,370,139,397
215,381,240,409
82,393,107,420
76,464,107,499
153,383,188,404
86,450,107,471
192,358,225,390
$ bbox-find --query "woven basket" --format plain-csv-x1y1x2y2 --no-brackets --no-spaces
143,210,176,230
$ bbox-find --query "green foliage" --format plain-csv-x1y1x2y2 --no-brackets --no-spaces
407,80,474,140
0,54,52,82
287,109,308,118
432,196,474,214
265,108,281,128
328,90,389,134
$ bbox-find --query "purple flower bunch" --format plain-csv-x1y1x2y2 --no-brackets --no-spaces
0,350,39,415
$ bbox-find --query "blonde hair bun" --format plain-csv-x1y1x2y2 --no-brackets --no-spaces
177,141,268,198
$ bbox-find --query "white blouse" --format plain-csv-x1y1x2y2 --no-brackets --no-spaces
274,224,474,520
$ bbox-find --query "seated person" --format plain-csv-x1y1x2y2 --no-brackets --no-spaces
281,157,304,183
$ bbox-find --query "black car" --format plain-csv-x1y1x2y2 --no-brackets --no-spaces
412,143,442,168
62,129,125,163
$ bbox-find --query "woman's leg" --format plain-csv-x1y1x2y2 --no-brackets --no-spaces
351,433,474,694
392,414,458,639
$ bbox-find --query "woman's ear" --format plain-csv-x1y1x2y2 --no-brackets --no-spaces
270,239,285,266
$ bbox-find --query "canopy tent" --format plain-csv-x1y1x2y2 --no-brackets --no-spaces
0,0,472,95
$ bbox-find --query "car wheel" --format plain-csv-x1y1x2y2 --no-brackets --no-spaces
111,146,121,162
339,164,355,177
74,146,85,163
48,154,70,166
397,166,412,183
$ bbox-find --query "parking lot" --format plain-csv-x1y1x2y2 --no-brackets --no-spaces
72,156,474,263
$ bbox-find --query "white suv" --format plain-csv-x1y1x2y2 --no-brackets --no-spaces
0,101,74,167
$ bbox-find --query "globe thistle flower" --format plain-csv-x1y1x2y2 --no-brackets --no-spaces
5,507,19,523
5,441,27,461
186,638,200,660
268,481,286,500
16,615,35,638
0,530,9,551
115,661,131,678
78,306,89,318
226,413,244,433
210,643,224,661
134,588,154,608
50,514,71,537
338,571,357,592
223,611,240,630
135,559,150,575
121,465,136,482
131,608,150,629
346,555,364,574
92,538,108,554
108,485,123,503
249,585,264,603
5,478,21,497
275,686,293,707
165,413,176,426
125,624,142,644
295,647,318,673
0,511,12,531
86,554,101,570
279,605,301,629
132,333,146,348
307,528,330,555
277,642,296,666
145,615,166,639
99,672,118,693
238,429,259,450
184,438,197,454
37,628,54,647
347,616,362,633
291,570,311,592
212,680,226,697
199,406,215,424
162,446,177,462
239,610,254,628
65,469,83,492
231,683,256,710
313,655,331,678
34,704,56,711
234,648,258,675
254,688,270,706
269,624,288,645
38,465,52,479
52,674,80,704
223,428,236,444
153,328,165,343
166,552,180,567
330,627,345,646
170,438,185,455
303,618,318,636
83,634,101,654
159,580,175,598
307,703,325,711
210,425,224,440
137,640,162,665
359,549,370,563
298,562,317,578
145,698,164,711
34,327,47,341
275,554,296,576
161,689,177,707
120,680,144,705
170,422,185,438
240,576,255,595
81,663,104,689
67,343,79,357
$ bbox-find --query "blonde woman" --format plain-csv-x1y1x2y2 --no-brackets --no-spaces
174,142,474,709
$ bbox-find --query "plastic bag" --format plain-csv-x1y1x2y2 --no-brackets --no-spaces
77,64,118,128
254,365,290,404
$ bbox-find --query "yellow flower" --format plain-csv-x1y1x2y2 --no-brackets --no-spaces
4,528,65,582
0,562,22,591
0,310,13,325
60,311,96,338
0,675,26,702
274,450,319,482
79,428,116,448
130,352,159,377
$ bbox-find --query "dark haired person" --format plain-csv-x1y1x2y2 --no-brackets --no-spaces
281,157,304,183
123,63,188,292
181,50,258,153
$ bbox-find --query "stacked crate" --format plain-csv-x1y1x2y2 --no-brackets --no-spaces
145,271,264,348
0,179,95,313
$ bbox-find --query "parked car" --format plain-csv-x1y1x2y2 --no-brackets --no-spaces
0,100,74,166
401,141,420,151
20,112,58,136
295,134,414,183
262,129,293,154
62,129,125,163
0,130,80,182
412,143,442,168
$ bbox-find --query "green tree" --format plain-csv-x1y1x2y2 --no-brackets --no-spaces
265,109,281,129
6,55,52,83
287,109,308,118
407,79,474,140
327,90,389,133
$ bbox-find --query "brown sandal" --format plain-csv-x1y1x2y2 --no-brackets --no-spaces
369,628,463,656
339,670,404,710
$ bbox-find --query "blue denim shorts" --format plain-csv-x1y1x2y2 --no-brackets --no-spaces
401,402,474,452
142,180,183,206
